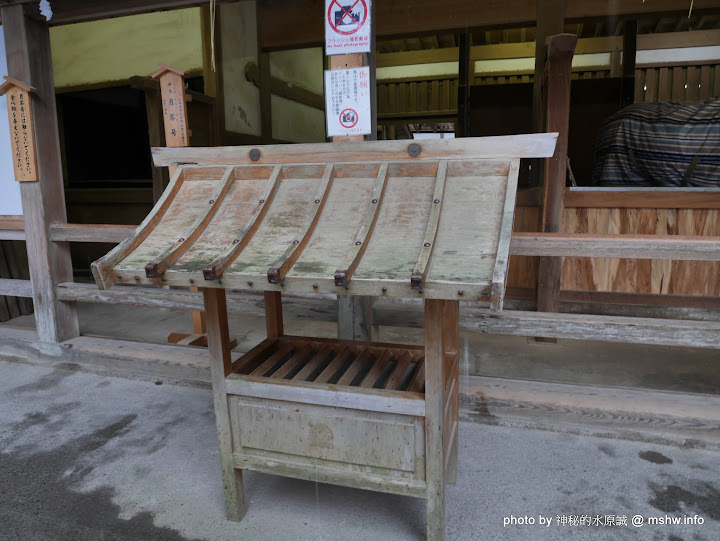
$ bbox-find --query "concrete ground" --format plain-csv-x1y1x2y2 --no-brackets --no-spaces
1,359,718,541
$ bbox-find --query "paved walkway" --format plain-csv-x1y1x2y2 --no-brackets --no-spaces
1,359,718,541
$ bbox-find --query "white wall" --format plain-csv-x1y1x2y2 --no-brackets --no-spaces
0,26,24,216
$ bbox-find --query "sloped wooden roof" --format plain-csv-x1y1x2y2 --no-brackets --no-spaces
92,135,556,309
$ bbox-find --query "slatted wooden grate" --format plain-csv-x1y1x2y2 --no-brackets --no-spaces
234,336,426,393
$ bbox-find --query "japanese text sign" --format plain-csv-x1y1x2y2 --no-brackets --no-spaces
325,0,371,55
152,64,189,148
0,76,38,182
325,67,371,137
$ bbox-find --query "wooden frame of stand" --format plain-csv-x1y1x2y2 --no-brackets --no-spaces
203,287,459,539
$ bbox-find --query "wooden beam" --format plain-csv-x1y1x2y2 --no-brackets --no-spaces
456,30,470,138
0,230,26,241
622,20,638,108
49,223,136,243
564,188,720,209
0,278,33,297
462,310,720,349
537,34,576,318
533,0,566,133
511,233,720,260
0,216,24,230
1,3,78,342
244,61,324,110
257,1,272,143
258,0,720,50
377,29,720,68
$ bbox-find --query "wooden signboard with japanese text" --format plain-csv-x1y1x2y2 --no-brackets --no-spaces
152,64,189,148
0,76,38,182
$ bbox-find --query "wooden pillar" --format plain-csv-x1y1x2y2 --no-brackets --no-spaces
424,299,459,541
1,3,79,343
203,288,246,520
621,20,638,108
456,29,470,138
332,1,377,342
263,291,283,338
256,0,272,143
533,0,565,133
536,34,577,323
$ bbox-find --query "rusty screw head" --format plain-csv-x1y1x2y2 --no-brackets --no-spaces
259,199,265,203
293,240,299,244
355,241,362,246
314,199,320,204
434,199,440,204
189,279,194,284
249,148,261,161
407,143,422,158
372,199,378,204
312,284,318,289
247,281,253,286
209,199,215,204
424,242,431,247
232,239,239,244
178,237,185,242
382,287,387,292
458,290,464,296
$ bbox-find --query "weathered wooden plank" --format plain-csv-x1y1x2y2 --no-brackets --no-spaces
233,451,426,499
249,342,294,377
226,374,425,417
334,163,390,287
49,224,135,243
337,348,373,386
411,161,448,292
145,167,234,277
91,167,185,289
511,233,720,260
424,299,447,541
0,278,33,297
202,288,245,520
564,187,720,209
0,230,26,241
202,165,282,280
490,159,520,311
267,164,335,284
463,310,720,348
152,134,558,167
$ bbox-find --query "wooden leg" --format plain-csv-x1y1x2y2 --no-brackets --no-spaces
264,291,284,338
203,288,246,521
443,301,460,485
425,299,447,541
337,295,373,341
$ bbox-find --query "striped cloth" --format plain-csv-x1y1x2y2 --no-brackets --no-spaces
592,96,720,186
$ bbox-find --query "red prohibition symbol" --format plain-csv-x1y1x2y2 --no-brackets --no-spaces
328,0,368,36
339,108,359,129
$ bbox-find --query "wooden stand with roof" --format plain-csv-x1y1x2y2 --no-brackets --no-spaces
92,134,557,540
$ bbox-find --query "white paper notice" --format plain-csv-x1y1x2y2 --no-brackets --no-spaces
325,67,371,137
325,0,371,55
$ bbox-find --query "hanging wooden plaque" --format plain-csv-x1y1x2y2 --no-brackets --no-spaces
0,76,38,182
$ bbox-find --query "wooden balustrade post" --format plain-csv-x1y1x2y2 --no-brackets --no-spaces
536,34,577,333
1,3,79,343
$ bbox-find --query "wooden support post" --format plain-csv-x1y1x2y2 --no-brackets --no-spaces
536,35,577,329
202,288,246,521
424,299,448,541
257,0,272,143
263,291,283,338
533,0,565,133
1,3,79,343
331,1,377,342
456,29,470,138
443,300,459,485
621,20,638,108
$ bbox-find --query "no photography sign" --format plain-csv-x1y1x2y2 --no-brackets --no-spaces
325,0,371,55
